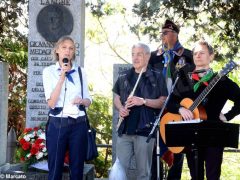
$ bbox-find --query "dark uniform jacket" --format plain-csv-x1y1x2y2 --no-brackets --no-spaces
149,47,193,80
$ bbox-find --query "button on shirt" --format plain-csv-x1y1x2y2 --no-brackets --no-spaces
42,62,92,118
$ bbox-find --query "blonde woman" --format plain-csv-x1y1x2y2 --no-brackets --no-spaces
42,36,91,180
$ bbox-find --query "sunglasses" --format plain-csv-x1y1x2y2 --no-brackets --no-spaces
161,30,175,36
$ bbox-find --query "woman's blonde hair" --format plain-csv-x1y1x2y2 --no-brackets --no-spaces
53,36,76,61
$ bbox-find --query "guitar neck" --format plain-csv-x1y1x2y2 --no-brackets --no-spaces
189,74,222,112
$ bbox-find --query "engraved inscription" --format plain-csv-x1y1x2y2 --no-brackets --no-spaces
30,49,51,55
32,87,44,92
30,41,54,48
36,82,43,86
31,117,48,121
29,105,46,109
39,94,46,98
33,62,55,67
38,111,48,115
33,71,42,75
28,99,46,103
40,0,71,6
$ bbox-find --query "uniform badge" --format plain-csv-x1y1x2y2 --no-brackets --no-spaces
175,57,186,70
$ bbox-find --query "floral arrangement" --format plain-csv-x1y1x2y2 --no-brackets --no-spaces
15,124,48,170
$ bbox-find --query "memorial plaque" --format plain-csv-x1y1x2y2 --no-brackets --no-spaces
37,4,73,42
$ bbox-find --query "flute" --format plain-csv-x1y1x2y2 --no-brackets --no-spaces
116,67,144,131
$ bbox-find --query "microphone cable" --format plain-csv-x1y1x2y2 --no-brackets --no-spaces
52,76,68,179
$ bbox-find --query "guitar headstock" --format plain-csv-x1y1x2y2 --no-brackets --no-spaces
219,60,238,77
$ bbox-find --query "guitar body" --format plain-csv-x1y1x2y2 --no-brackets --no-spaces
160,98,205,153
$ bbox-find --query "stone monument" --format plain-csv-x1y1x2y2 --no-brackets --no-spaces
0,62,9,168
26,0,85,128
112,64,132,162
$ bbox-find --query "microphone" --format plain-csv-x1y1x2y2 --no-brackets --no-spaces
62,58,69,76
63,58,69,66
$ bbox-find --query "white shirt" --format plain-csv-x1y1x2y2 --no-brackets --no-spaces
42,61,92,118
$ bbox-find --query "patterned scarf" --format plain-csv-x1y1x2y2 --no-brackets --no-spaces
162,41,183,78
192,70,214,92
65,69,76,84
58,69,76,84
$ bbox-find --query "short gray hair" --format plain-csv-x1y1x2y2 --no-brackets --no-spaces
53,36,76,61
132,43,151,54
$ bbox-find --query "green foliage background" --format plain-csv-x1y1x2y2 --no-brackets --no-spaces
86,93,113,178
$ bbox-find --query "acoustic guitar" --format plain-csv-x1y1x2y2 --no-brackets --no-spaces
160,60,238,153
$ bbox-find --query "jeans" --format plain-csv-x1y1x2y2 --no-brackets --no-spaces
46,116,88,180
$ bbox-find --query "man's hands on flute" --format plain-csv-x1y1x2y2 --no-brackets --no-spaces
119,107,130,118
125,96,145,108
118,96,144,119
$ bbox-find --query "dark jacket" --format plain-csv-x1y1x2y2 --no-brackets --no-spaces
113,67,168,136
149,47,193,80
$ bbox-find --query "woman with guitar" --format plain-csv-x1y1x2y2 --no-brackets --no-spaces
164,39,240,180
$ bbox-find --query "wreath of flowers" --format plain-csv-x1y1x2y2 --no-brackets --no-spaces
15,124,48,170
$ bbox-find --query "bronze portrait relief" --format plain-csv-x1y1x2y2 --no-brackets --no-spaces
37,4,74,42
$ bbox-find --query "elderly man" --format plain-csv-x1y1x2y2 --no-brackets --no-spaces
149,19,193,91
149,20,193,180
113,43,168,180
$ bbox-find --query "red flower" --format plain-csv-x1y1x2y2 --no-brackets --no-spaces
16,125,48,168
35,138,44,144
33,127,39,131
24,128,33,133
30,144,39,155
19,138,26,145
22,141,31,150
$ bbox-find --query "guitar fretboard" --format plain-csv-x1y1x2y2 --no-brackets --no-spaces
189,74,221,112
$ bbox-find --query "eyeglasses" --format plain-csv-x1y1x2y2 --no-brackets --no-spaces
161,30,174,36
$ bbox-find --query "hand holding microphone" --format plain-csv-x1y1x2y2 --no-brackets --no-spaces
59,58,70,80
